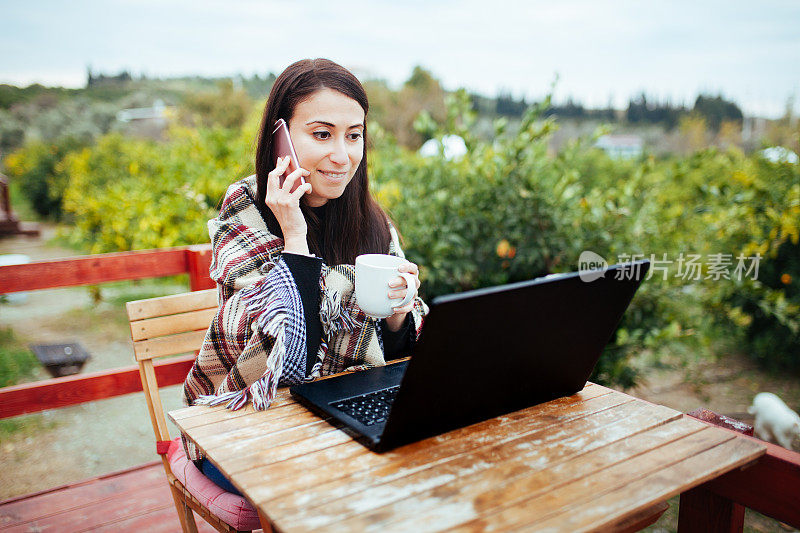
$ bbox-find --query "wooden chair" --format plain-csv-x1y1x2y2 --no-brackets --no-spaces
127,289,269,533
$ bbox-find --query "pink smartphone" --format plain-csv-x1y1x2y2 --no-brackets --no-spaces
272,118,304,193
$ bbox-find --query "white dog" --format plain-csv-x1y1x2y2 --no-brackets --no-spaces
748,392,800,450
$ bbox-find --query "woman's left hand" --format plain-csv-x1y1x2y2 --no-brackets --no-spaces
385,261,421,332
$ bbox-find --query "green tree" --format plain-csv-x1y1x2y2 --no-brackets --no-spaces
378,66,447,149
3,136,87,219
693,94,743,131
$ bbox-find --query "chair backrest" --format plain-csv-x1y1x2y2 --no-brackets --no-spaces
126,289,217,444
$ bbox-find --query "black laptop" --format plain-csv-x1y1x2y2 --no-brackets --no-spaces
290,260,650,452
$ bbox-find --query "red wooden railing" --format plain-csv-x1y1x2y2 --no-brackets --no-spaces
0,357,196,418
0,244,214,294
0,245,213,419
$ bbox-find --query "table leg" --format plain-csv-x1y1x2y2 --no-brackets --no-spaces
258,510,274,533
678,485,744,533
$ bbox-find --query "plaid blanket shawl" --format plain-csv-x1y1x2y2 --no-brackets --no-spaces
181,175,428,460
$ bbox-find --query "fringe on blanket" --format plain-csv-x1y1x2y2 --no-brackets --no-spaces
306,338,327,380
195,286,288,411
319,289,362,336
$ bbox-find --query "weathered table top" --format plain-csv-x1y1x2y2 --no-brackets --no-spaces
170,381,765,532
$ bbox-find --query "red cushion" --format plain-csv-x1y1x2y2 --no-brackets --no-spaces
166,437,261,531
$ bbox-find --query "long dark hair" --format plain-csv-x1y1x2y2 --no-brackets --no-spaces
255,58,390,265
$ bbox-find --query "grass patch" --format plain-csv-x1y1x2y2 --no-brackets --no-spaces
0,327,49,439
0,326,38,388
0,414,56,440
45,276,197,332
97,276,194,327
101,275,192,307
5,177,38,222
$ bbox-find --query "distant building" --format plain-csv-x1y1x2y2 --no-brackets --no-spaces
116,100,170,139
595,134,643,159
116,99,168,124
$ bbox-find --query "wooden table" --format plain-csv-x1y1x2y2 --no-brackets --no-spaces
170,381,765,532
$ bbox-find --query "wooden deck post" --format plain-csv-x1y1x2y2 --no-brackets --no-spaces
680,411,800,532
185,244,214,291
678,485,744,532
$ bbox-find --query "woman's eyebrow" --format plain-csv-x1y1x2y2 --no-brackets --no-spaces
306,120,364,129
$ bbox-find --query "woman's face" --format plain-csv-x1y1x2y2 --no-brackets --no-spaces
287,88,365,207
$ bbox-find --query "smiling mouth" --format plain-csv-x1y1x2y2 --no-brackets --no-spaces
318,170,348,180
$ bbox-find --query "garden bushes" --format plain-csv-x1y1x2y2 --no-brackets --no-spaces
3,96,798,383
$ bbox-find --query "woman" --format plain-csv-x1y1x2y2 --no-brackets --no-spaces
181,59,428,492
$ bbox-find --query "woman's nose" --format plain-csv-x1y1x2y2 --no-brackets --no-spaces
329,139,349,165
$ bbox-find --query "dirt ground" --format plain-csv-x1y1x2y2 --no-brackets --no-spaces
631,355,800,426
1,229,798,531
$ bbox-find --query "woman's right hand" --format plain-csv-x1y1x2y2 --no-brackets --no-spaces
266,156,312,254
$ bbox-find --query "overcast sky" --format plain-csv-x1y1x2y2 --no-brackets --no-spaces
2,0,798,118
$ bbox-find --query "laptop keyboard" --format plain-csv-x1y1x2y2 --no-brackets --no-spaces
331,386,400,426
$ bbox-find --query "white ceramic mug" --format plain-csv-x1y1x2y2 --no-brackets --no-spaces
355,254,416,319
